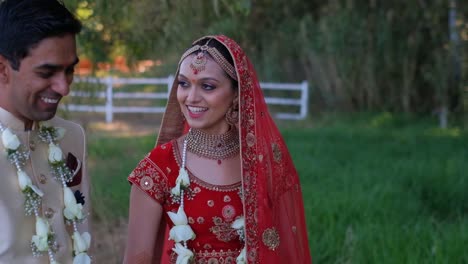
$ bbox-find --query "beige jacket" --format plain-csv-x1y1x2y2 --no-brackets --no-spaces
0,107,90,264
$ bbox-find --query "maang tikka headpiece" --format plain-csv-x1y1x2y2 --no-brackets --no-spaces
189,39,211,74
179,37,237,81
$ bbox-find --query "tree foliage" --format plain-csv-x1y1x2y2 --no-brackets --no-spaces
67,0,467,115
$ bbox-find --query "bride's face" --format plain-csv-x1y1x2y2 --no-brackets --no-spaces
177,54,237,134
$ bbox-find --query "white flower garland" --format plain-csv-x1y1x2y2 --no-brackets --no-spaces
0,122,91,264
168,129,246,264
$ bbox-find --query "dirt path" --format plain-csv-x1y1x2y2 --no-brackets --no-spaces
92,218,128,263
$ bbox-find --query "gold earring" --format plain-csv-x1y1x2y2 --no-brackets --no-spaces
226,98,239,125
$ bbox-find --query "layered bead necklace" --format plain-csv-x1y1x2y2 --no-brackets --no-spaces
185,126,239,164
0,121,91,264
168,127,247,264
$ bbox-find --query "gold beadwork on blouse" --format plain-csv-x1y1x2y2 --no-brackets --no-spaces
262,228,280,251
139,176,154,190
210,217,239,242
221,205,236,220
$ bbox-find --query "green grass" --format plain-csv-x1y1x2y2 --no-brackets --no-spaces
88,113,468,263
88,133,156,220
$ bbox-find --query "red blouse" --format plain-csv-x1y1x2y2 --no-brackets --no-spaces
128,140,244,263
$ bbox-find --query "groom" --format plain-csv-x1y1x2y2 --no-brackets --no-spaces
0,0,91,263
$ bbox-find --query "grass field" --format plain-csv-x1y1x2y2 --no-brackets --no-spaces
87,113,468,263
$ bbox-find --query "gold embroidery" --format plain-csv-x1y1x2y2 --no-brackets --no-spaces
194,249,241,264
258,154,263,162
188,217,195,224
207,258,218,264
210,217,238,242
272,143,282,163
203,244,213,250
246,133,256,147
128,157,169,203
262,228,280,251
221,205,236,220
139,176,154,190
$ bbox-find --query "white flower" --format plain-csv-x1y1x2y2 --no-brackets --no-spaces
63,187,84,220
31,234,49,251
168,206,195,242
169,224,196,243
17,170,44,196
231,216,245,230
1,128,20,150
17,170,33,190
73,252,91,264
177,168,190,187
48,143,63,163
72,231,91,255
51,261,61,264
168,206,188,226
171,168,190,196
55,127,66,140
167,206,195,242
171,183,181,196
236,246,247,264
31,217,50,251
35,217,50,236
29,184,45,197
64,187,76,205
172,243,194,264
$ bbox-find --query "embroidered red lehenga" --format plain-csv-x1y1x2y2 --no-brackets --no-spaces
128,35,312,263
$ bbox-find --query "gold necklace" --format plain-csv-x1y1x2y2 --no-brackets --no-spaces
186,127,239,164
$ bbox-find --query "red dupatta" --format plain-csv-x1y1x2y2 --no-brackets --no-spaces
156,35,312,263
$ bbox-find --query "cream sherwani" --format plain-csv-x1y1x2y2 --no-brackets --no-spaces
0,107,90,263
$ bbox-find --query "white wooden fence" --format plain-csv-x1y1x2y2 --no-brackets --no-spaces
69,76,308,123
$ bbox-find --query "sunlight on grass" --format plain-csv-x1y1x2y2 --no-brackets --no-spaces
369,112,393,128
427,127,462,138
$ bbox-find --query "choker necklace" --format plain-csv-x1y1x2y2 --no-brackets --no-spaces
185,127,239,164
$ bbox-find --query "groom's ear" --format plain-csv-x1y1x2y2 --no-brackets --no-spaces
0,55,10,84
